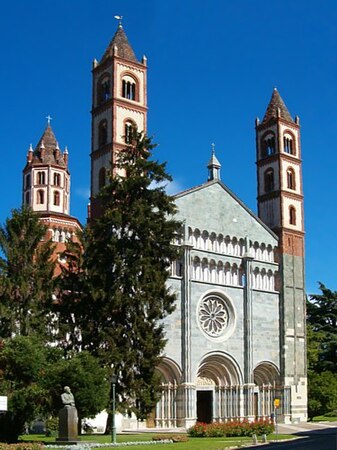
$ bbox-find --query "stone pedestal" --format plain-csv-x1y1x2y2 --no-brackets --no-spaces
57,406,79,442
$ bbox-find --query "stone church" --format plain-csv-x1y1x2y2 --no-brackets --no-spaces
23,23,307,426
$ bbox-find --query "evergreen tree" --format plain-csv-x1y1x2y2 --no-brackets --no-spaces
0,207,56,338
59,132,181,418
307,283,337,372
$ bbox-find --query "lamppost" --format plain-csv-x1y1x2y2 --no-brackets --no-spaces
110,372,117,444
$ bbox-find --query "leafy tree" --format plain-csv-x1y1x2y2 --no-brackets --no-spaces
0,336,110,441
57,132,181,419
0,207,56,338
0,336,51,442
307,283,337,372
43,351,110,435
308,371,337,418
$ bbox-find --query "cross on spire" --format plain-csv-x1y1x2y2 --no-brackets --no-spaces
46,115,53,125
114,15,123,27
211,143,215,155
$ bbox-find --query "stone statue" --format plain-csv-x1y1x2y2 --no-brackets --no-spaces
57,386,79,443
61,386,75,407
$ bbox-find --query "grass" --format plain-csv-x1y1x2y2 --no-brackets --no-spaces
311,415,337,422
20,433,296,449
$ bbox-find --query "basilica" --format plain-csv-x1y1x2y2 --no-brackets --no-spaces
22,23,307,426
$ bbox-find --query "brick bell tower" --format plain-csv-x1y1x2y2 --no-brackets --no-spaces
23,119,82,274
255,88,307,423
89,21,148,220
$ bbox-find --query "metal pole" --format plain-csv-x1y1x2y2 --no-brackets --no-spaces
112,380,116,444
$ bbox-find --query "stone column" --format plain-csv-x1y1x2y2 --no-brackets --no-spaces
180,226,196,426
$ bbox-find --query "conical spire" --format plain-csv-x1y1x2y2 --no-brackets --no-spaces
100,25,138,63
261,88,294,124
32,124,66,166
207,144,221,181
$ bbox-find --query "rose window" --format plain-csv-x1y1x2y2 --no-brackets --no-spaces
199,297,228,337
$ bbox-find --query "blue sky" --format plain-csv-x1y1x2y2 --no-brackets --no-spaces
0,0,336,294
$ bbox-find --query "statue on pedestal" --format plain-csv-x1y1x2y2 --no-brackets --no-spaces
57,386,79,442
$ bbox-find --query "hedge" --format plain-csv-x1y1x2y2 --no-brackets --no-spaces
188,419,274,437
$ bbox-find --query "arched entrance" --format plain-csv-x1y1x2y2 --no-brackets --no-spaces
197,353,243,422
253,362,281,418
154,358,182,428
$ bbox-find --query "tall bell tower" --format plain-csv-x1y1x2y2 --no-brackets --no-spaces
256,88,307,422
90,22,148,219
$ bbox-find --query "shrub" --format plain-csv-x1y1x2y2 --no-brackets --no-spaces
187,419,274,438
0,444,44,450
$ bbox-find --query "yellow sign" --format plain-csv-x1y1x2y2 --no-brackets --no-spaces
274,398,280,408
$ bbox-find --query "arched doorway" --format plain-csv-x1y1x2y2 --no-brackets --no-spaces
197,353,243,422
154,358,182,428
253,362,281,418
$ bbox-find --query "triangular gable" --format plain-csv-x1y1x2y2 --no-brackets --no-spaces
174,180,278,244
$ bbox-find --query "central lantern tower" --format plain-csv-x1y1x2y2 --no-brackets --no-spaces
89,23,148,219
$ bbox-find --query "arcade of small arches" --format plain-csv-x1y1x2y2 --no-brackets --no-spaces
190,257,277,291
154,355,285,427
188,228,275,263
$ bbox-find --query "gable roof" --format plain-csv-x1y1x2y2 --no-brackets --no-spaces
174,179,278,241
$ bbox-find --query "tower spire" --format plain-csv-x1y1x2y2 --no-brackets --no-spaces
261,88,294,125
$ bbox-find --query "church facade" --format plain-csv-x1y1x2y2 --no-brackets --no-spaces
24,23,307,427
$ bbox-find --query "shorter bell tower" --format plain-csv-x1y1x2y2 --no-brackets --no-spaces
23,120,81,273
256,88,307,422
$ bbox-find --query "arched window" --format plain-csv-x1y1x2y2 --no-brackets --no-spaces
98,75,111,104
122,78,136,100
98,167,106,190
261,135,275,157
37,171,45,185
37,189,44,204
98,120,108,147
289,206,296,225
54,173,61,186
54,191,60,206
125,121,136,144
25,174,31,189
287,168,295,190
25,191,30,205
264,168,274,192
284,135,295,154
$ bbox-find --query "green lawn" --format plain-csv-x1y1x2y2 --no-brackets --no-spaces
311,415,337,422
21,433,296,449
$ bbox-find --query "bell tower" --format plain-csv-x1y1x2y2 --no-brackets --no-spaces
23,120,82,274
90,22,148,219
256,89,307,422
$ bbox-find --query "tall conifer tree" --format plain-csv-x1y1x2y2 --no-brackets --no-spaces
0,207,56,338
60,132,181,417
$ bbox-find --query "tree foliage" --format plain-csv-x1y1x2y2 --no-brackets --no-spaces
307,283,337,418
0,336,109,442
0,207,56,338
307,282,337,372
57,132,181,418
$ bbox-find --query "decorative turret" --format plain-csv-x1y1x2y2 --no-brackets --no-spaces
207,144,221,181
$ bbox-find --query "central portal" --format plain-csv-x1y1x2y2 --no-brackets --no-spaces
197,390,213,423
